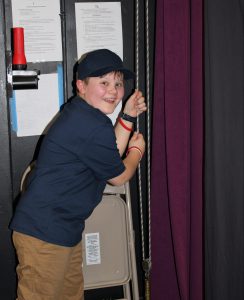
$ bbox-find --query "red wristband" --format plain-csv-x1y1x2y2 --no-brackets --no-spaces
126,146,143,161
119,118,133,132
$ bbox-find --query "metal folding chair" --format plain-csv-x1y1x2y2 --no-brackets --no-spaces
83,183,139,300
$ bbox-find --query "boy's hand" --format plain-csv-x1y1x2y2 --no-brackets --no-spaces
123,90,147,118
128,132,146,155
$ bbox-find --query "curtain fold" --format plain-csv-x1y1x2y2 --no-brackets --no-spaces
205,0,244,299
151,1,203,299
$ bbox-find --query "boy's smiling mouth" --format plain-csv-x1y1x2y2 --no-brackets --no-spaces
104,98,117,103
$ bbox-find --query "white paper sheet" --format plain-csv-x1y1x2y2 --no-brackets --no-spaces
14,73,61,137
11,0,62,62
75,2,123,59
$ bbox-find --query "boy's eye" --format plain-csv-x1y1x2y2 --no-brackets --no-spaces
101,81,108,86
99,80,124,88
116,82,124,88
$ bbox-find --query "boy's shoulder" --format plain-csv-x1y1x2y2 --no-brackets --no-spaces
53,96,112,136
65,96,111,125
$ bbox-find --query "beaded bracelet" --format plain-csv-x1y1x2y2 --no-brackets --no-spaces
126,146,143,161
119,118,133,132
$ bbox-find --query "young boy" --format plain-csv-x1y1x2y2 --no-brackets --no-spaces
10,48,146,300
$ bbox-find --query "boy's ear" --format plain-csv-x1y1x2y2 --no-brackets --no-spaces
76,79,86,94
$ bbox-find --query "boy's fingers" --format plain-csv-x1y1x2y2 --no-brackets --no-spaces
131,132,140,140
135,91,142,99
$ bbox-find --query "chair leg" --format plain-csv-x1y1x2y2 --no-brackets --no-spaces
123,282,131,300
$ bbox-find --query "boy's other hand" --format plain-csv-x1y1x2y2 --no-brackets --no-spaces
128,132,146,155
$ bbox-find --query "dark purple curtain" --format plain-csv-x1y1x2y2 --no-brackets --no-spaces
151,1,203,299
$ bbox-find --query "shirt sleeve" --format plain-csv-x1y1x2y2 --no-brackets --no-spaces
80,125,125,180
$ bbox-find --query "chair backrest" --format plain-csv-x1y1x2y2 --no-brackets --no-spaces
20,161,36,192
82,194,130,289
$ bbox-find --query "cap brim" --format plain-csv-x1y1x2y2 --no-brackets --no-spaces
83,66,135,80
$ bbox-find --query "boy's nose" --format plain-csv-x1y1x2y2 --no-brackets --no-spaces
108,86,117,94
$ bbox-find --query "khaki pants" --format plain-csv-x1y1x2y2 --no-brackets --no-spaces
13,231,84,300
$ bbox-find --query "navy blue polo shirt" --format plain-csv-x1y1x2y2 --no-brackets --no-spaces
10,96,125,247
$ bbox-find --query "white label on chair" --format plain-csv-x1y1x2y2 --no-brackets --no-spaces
85,232,101,265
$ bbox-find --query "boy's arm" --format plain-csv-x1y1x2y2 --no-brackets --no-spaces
108,132,145,186
108,151,140,186
114,118,133,156
115,90,146,156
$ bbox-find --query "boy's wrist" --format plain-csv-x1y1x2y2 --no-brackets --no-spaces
126,146,143,161
121,112,137,123
119,118,133,131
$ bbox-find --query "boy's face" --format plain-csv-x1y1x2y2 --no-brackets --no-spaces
77,72,124,115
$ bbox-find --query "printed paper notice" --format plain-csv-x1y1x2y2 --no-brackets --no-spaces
85,233,101,265
75,2,123,59
11,0,62,62
14,73,60,137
